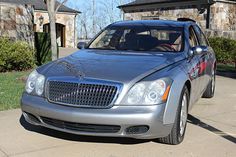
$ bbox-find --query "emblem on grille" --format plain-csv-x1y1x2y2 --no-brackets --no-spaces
57,61,85,79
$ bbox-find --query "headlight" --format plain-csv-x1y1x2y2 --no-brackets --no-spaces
25,70,45,96
122,78,172,105
25,70,38,94
35,75,45,96
127,83,146,104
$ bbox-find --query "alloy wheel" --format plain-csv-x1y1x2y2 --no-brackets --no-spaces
212,70,215,93
180,92,188,136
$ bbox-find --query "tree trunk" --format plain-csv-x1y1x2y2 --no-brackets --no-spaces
49,16,57,61
46,0,58,61
82,22,88,39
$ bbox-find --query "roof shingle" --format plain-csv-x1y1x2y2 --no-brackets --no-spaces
118,0,217,13
119,0,236,8
0,0,80,13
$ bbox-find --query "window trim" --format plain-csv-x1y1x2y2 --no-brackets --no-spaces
188,26,199,48
193,25,209,46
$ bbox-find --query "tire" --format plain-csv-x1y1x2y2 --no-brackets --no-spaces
202,69,216,98
158,86,189,145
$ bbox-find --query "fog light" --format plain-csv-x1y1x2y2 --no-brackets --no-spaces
126,125,149,134
23,112,41,124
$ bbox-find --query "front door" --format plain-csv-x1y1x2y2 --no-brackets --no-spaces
188,26,202,107
43,23,66,47
193,25,213,93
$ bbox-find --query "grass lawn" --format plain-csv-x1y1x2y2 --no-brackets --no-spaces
0,71,30,111
217,64,236,73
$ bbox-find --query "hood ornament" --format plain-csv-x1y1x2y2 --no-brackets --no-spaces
56,60,85,79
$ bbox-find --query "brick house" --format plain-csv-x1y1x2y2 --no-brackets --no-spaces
119,0,236,39
0,0,80,48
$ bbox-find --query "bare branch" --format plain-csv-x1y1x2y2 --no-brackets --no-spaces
55,0,68,13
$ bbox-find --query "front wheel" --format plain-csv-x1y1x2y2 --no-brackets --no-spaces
158,86,189,145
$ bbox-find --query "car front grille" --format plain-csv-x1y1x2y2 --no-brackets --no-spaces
41,117,121,133
47,80,119,108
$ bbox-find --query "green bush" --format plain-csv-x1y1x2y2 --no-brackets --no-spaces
209,37,236,68
0,38,35,72
35,32,52,66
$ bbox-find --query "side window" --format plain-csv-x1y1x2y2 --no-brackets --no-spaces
194,25,209,46
189,26,198,47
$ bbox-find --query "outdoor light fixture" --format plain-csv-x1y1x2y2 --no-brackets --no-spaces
39,15,44,26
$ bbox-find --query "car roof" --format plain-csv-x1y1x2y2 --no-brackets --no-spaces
111,20,193,28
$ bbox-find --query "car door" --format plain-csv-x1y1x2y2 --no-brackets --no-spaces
193,25,213,93
188,26,202,106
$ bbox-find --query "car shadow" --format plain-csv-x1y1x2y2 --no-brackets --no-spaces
216,71,236,79
20,115,236,145
188,114,236,144
19,115,150,145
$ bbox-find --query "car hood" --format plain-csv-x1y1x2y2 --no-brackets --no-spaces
41,49,185,83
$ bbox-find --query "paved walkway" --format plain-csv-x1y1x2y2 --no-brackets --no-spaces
0,76,235,157
59,47,78,58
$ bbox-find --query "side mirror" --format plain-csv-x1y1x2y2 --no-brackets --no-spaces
77,42,87,49
192,46,208,55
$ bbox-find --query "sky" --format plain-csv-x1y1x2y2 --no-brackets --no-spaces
65,0,125,14
63,0,132,38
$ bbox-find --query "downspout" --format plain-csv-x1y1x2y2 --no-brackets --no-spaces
206,0,216,29
206,5,210,29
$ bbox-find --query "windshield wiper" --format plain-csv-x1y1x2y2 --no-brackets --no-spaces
88,47,117,50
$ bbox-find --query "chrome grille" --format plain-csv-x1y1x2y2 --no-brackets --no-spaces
47,80,119,108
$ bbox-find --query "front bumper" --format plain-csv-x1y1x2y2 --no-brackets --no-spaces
21,93,173,139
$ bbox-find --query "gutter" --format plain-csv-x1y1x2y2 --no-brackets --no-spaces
34,10,80,15
118,0,217,13
214,0,236,4
118,0,217,9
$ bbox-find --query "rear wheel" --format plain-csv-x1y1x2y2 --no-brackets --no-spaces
203,69,215,98
158,86,189,145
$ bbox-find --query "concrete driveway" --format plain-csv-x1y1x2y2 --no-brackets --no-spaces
0,76,235,157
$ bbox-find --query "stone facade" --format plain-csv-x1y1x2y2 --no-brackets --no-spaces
0,2,34,47
34,11,77,48
205,29,236,39
0,2,78,48
210,2,236,31
124,1,236,39
124,8,207,29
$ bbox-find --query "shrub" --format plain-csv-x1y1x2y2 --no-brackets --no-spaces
34,32,52,66
0,38,35,72
34,32,59,66
209,37,236,68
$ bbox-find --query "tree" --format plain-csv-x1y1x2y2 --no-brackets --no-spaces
77,3,91,39
44,0,68,61
92,0,96,36
76,0,132,39
100,0,132,25
81,11,89,39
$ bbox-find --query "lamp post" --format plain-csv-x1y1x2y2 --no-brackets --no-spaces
39,15,44,26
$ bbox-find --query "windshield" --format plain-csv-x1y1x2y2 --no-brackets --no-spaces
88,25,184,52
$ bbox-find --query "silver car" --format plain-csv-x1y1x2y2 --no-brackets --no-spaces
21,20,216,145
